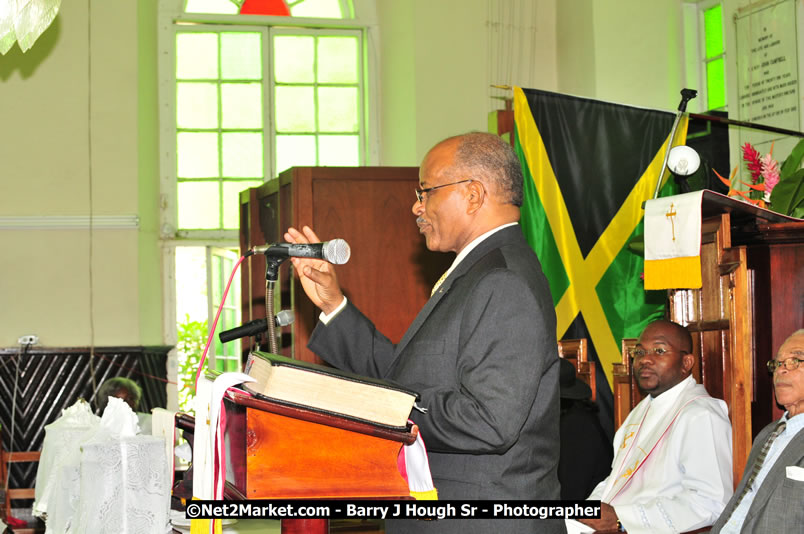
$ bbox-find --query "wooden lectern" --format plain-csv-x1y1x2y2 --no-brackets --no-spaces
222,390,417,533
613,190,804,485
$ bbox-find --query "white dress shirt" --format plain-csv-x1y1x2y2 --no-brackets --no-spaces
319,223,518,324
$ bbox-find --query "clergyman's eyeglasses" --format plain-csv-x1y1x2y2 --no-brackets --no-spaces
630,347,688,360
414,179,473,203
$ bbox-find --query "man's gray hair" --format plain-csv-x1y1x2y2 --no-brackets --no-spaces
96,376,142,412
452,132,524,207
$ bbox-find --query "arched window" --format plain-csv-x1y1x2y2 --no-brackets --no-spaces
185,0,352,18
159,0,365,409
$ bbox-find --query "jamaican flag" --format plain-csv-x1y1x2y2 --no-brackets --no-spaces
513,87,687,428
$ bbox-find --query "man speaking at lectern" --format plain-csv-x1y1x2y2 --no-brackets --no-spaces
285,132,564,533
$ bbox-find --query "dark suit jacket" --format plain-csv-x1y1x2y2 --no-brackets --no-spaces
309,225,564,533
710,417,804,533
558,401,612,500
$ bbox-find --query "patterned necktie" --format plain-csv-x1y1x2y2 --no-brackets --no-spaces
431,271,449,296
731,420,787,507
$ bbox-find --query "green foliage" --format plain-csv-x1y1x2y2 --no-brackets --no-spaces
772,138,804,218
780,138,804,177
770,167,804,216
176,314,208,413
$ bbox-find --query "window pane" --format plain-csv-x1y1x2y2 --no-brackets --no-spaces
178,181,220,229
176,33,218,79
707,58,726,109
317,86,358,132
222,132,263,177
221,33,262,80
275,135,316,174
210,249,240,366
318,135,358,166
274,36,315,83
175,247,208,323
317,36,358,83
213,335,225,367
184,0,238,15
290,0,344,18
212,329,237,365
177,82,218,129
211,253,223,301
223,180,262,229
222,83,262,129
178,132,219,178
704,5,723,59
275,86,315,131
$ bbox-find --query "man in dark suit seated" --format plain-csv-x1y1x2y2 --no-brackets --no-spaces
557,357,612,500
710,329,804,534
284,132,564,534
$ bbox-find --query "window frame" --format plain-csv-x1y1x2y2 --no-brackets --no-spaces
699,0,727,111
269,26,366,178
172,24,271,237
207,246,242,371
157,1,378,379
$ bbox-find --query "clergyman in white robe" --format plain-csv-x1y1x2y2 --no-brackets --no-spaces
569,374,733,534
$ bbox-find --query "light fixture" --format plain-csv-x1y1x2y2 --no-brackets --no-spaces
665,145,701,194
653,88,698,199
0,0,62,55
667,145,701,177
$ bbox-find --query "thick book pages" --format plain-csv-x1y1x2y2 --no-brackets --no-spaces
243,352,419,430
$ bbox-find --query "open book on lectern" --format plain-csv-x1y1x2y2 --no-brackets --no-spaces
242,351,420,430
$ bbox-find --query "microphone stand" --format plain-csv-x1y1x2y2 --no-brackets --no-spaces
652,88,698,199
264,255,287,355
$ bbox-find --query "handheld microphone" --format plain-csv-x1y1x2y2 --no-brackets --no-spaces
218,310,295,343
251,239,351,265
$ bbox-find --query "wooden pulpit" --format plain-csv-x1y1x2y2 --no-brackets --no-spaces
222,389,417,533
613,190,804,486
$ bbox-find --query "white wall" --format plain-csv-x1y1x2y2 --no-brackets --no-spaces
0,0,160,347
0,0,694,349
376,0,490,166
376,0,560,166
557,0,686,111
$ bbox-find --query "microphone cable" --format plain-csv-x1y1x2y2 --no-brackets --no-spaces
192,254,247,392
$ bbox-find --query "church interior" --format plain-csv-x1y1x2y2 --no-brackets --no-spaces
1,1,802,533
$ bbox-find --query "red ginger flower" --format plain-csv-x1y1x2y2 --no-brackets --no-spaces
742,142,763,183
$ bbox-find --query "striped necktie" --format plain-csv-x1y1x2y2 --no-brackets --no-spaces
731,419,787,507
431,271,449,296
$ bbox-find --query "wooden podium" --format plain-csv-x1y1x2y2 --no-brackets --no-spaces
613,190,804,486
222,390,417,533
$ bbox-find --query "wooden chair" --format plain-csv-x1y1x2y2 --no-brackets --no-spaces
557,338,596,402
1,445,42,534
612,338,641,430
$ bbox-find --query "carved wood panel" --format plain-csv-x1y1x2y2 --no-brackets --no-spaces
0,346,169,495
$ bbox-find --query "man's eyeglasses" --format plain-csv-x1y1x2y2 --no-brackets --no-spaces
767,357,803,372
415,179,473,203
630,347,687,360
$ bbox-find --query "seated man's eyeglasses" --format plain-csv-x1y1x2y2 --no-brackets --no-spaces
415,179,473,203
766,357,803,372
631,347,689,360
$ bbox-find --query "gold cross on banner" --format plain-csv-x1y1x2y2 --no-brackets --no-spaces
666,202,678,241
